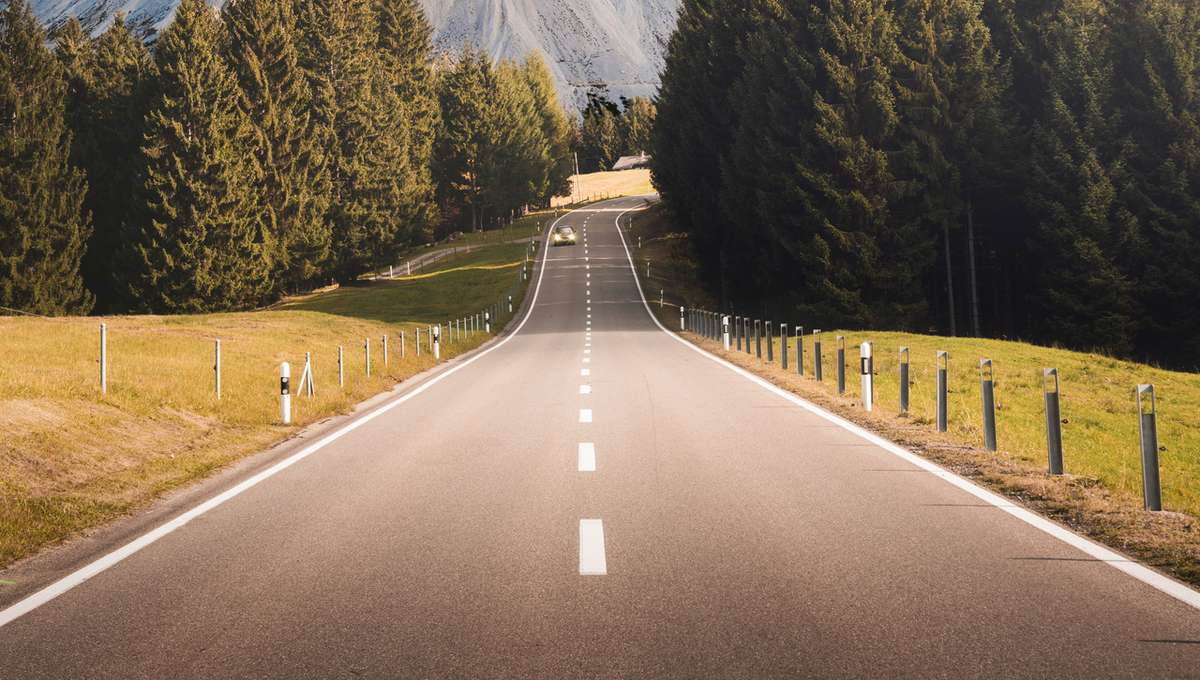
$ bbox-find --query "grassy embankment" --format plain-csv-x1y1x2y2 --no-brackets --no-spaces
631,203,1200,583
0,229,539,570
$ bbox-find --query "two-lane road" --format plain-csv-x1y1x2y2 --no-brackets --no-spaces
2,197,1199,678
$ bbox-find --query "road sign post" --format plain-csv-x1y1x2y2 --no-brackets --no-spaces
1138,385,1162,511
1044,369,1064,475
861,342,874,411
936,351,949,432
980,359,997,451
280,362,292,425
899,348,910,415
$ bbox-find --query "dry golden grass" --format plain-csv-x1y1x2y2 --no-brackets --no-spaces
0,249,531,568
551,169,655,207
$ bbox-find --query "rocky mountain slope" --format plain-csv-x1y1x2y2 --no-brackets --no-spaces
32,0,679,108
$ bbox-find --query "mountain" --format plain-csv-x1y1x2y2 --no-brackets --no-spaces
31,0,680,109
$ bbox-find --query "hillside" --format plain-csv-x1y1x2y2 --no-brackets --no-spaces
31,0,679,108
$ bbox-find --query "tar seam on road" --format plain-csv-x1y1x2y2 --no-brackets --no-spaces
609,200,1200,613
0,201,619,629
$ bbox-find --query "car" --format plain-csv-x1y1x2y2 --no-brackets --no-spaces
552,226,578,247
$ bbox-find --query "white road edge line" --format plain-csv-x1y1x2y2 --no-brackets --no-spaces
610,201,1200,612
578,443,596,472
0,200,603,629
579,519,607,575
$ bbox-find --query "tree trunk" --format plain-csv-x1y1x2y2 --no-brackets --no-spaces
944,221,957,337
967,198,981,337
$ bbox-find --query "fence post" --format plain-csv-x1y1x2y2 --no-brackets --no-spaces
745,318,751,355
365,339,371,377
755,320,762,359
814,330,823,381
796,326,804,375
214,339,221,400
766,322,774,362
781,324,789,370
417,327,422,356
861,342,874,411
836,336,846,395
1044,368,1064,475
99,323,108,395
338,346,345,388
400,331,406,359
936,351,949,432
980,359,997,451
280,362,292,425
1137,385,1162,511
899,348,910,415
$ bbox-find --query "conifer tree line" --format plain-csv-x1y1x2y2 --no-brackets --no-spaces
578,93,657,173
0,0,574,315
653,0,1200,369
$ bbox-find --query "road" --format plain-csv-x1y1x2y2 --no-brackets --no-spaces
2,197,1200,678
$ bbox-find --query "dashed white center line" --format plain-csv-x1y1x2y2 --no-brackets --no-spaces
584,349,591,354
581,368,590,376
579,409,592,423
583,357,591,363
579,520,607,576
580,384,591,395
578,443,596,472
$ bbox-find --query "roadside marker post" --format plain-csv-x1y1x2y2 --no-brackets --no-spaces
416,328,421,357
428,326,433,353
1044,369,1064,475
660,290,664,308
338,346,345,387
744,318,751,355
755,320,762,359
899,348,910,415
723,316,731,350
796,325,805,376
936,351,949,432
980,359,997,451
1137,385,1162,511
509,296,514,314
781,324,789,370
400,331,406,359
365,339,371,377
861,342,874,411
433,325,441,361
485,312,491,334
814,330,823,381
837,336,846,395
99,323,108,395
766,322,774,362
680,307,686,331
383,335,389,367
280,362,292,425
214,339,221,401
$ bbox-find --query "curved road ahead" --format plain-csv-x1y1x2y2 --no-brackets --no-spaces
2,197,1199,678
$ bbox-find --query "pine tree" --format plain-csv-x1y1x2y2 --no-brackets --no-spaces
224,0,332,293
621,97,656,156
58,15,156,312
0,0,93,315
523,51,573,205
486,59,550,218
892,0,1011,336
296,0,381,283
131,0,271,312
433,49,494,231
1104,0,1200,363
371,0,438,261
579,95,622,171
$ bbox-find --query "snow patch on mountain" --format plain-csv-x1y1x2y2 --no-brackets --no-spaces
32,0,679,109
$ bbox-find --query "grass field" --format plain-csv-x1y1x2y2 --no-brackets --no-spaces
551,169,655,207
0,239,536,569
630,202,1200,581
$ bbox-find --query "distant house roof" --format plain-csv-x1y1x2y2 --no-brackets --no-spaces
612,153,652,171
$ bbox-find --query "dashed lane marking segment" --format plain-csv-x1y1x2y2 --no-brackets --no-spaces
579,520,607,575
578,443,596,472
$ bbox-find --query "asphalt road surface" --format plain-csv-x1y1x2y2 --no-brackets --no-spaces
2,197,1200,678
